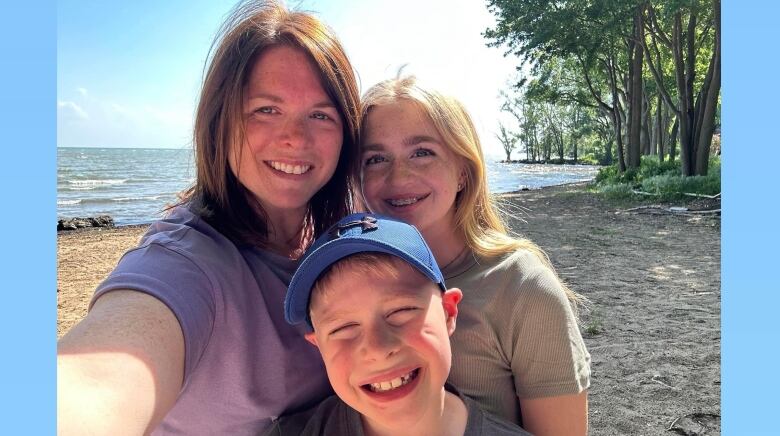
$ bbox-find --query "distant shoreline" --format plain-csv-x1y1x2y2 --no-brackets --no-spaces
497,158,602,166
56,179,597,232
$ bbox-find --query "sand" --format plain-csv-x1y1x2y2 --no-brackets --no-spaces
57,183,721,435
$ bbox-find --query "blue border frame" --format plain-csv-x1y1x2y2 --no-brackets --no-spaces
0,1,56,431
722,1,779,433
1,0,774,432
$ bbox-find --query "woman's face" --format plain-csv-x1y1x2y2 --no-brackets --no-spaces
232,45,343,220
360,100,463,237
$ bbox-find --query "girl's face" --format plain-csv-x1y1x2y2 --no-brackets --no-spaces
232,45,343,221
360,100,464,238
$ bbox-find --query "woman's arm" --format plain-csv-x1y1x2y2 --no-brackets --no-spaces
57,290,184,436
519,391,588,436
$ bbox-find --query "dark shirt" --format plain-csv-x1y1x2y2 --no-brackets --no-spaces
264,384,532,435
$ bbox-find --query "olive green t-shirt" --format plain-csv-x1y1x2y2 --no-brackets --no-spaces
443,249,591,425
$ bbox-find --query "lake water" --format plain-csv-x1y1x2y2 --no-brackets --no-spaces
58,147,600,225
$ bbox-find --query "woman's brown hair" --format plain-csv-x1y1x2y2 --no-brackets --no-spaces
180,0,360,247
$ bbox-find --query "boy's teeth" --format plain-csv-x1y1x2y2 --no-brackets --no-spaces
269,161,311,175
367,369,418,393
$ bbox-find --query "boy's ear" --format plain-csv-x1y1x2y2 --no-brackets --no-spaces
441,288,463,336
304,331,319,348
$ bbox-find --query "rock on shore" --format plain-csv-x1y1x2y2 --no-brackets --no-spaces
57,215,114,231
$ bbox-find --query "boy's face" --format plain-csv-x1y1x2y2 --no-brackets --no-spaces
305,259,462,431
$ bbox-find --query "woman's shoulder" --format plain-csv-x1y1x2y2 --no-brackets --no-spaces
477,247,554,279
138,205,237,257
475,248,568,304
106,205,251,288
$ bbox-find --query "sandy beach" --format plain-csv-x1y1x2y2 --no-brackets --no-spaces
57,183,721,435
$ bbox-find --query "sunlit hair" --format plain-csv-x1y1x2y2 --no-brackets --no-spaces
178,0,360,247
359,76,584,311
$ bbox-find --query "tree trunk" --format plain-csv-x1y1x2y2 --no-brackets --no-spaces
573,137,579,163
614,106,626,172
627,4,645,168
557,130,565,161
694,0,720,175
673,10,696,176
641,89,652,155
656,92,665,161
669,116,679,163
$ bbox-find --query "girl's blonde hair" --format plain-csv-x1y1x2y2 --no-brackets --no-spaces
359,76,584,311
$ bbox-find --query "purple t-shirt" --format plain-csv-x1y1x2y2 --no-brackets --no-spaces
91,206,332,435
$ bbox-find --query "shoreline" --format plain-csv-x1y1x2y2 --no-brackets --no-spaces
56,180,600,232
56,182,720,435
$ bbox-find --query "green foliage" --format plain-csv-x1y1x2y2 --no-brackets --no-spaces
594,165,616,184
578,153,600,165
584,313,604,336
596,155,683,185
486,0,720,179
596,183,636,200
595,165,638,185
595,155,721,201
640,173,720,201
636,155,681,181
708,155,721,175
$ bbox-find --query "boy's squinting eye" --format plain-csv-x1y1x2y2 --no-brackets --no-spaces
387,306,420,325
328,323,359,339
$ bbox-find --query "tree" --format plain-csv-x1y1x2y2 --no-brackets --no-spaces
627,2,646,168
642,0,720,175
485,0,643,171
484,0,719,176
496,122,518,161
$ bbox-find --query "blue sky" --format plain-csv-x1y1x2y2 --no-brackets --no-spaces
57,0,522,158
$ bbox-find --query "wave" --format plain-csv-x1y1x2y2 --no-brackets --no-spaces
112,195,166,202
60,195,173,206
67,179,128,187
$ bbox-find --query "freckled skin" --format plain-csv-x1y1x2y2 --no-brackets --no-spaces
360,101,464,237
232,45,343,222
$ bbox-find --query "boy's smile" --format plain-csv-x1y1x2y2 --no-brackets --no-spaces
362,367,419,394
305,257,462,434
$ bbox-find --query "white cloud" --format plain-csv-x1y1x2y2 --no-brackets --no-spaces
57,94,194,148
57,100,89,120
143,105,191,128
319,0,521,159
77,87,88,97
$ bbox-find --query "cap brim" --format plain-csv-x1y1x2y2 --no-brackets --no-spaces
284,238,442,326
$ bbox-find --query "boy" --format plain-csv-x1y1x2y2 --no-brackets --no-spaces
268,213,530,435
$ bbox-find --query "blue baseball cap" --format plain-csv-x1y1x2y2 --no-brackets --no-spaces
285,213,446,327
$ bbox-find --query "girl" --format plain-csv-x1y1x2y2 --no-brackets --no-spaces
359,76,591,436
57,1,360,434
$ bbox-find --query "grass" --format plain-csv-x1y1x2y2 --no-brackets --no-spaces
583,311,604,336
592,155,721,203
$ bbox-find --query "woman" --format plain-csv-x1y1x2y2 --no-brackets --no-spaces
359,76,591,435
57,1,360,434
